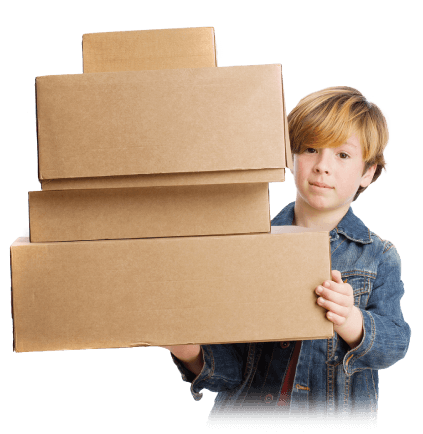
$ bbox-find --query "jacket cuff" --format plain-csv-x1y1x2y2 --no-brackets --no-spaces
171,344,244,401
170,352,198,383
170,346,212,401
342,309,375,376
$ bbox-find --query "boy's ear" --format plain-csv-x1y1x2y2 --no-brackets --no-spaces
360,164,377,188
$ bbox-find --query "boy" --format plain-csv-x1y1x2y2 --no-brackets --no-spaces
163,86,411,421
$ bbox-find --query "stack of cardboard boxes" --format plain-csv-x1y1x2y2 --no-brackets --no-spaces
10,28,333,353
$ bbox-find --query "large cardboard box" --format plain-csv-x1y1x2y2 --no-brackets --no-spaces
83,27,217,73
10,227,333,352
28,183,270,243
36,64,292,190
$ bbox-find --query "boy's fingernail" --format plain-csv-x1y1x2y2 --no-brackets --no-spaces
323,281,330,288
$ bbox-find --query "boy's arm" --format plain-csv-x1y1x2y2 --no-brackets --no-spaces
321,244,411,374
347,244,411,372
334,305,363,349
162,345,204,377
165,343,247,401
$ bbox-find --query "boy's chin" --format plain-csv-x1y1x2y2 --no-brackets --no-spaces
304,196,351,213
300,193,332,209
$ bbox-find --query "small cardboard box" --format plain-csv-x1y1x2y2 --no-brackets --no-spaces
10,226,333,352
83,27,217,73
36,64,292,189
28,183,270,243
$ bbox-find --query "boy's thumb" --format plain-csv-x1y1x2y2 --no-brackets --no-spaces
331,269,343,283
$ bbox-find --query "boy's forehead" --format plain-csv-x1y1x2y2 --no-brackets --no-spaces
342,142,359,151
315,135,360,150
345,140,357,147
344,134,361,148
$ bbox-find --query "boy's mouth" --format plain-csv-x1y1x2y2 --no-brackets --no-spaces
309,181,334,189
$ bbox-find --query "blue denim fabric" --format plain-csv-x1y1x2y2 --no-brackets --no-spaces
172,202,411,421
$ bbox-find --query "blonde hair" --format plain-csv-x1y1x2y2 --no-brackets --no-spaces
288,86,389,200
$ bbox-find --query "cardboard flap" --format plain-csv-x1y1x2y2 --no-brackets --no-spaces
40,168,285,190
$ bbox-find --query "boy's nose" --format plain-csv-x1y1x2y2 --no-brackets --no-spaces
314,157,330,174
315,166,330,174
313,150,331,174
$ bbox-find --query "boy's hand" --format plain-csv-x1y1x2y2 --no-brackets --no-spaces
161,345,204,377
315,270,354,326
315,270,363,348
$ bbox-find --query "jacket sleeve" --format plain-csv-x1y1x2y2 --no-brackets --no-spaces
171,343,247,401
342,242,411,375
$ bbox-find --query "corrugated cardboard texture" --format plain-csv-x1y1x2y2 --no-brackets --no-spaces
36,64,288,181
29,183,270,242
11,227,333,352
83,27,217,73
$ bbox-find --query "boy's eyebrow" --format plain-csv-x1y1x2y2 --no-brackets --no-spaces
342,140,359,149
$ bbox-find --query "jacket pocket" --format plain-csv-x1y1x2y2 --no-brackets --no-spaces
341,272,373,309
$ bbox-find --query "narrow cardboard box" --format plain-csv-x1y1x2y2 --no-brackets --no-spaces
40,168,285,191
10,227,333,352
28,183,270,243
36,64,291,187
83,27,217,73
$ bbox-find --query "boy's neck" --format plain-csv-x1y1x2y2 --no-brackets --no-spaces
293,197,351,232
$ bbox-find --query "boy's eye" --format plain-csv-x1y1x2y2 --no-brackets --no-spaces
302,148,349,159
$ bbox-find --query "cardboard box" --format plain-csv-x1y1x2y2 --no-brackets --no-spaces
83,27,217,73
28,183,270,243
10,226,333,352
36,64,292,187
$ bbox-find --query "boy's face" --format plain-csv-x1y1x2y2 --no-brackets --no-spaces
293,134,376,213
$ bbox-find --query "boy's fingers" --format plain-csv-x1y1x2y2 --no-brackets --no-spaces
331,270,343,283
317,297,349,317
318,281,352,297
326,311,345,326
316,288,349,306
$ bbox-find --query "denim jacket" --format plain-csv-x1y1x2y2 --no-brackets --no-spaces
172,202,411,421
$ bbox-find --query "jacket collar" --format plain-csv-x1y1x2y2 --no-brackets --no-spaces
271,202,372,245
